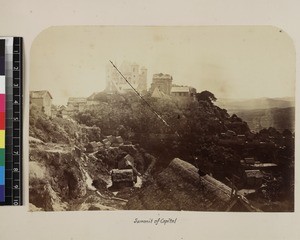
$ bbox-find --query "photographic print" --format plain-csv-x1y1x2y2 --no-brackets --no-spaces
29,26,295,212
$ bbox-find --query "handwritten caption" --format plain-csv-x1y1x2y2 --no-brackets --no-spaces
133,218,177,225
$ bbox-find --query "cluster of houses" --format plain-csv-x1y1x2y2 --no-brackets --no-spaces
218,129,276,148
240,157,278,188
30,90,100,118
111,153,140,189
105,61,197,101
149,73,196,101
84,135,140,189
215,128,280,190
85,135,124,152
30,61,197,118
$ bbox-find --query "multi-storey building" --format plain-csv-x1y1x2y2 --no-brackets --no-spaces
106,61,147,94
149,73,173,95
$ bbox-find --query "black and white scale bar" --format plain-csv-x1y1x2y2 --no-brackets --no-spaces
0,37,23,206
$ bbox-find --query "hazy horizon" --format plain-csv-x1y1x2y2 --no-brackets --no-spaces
30,26,295,105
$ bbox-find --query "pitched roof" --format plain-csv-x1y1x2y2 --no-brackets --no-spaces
68,97,87,103
252,163,277,168
171,86,190,93
151,87,171,99
245,170,264,178
30,90,53,99
87,92,99,100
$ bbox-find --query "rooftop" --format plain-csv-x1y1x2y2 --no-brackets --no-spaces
30,90,53,99
171,86,190,93
245,170,264,178
68,97,87,103
153,73,172,80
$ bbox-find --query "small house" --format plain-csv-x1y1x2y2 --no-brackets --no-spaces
85,141,99,153
102,139,111,148
237,134,246,142
96,141,104,149
170,86,196,98
111,169,135,188
106,135,115,143
67,97,87,112
226,130,237,138
243,170,263,188
115,136,124,145
30,90,53,117
118,154,135,169
151,87,171,99
244,157,255,165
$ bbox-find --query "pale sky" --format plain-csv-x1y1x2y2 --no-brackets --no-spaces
30,26,295,105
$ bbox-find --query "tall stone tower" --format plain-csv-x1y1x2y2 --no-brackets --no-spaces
150,73,173,95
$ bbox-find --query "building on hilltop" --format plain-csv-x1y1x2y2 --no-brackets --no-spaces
67,97,87,112
149,73,173,95
171,86,196,98
86,92,101,105
170,85,197,106
30,90,53,117
151,87,171,99
106,61,147,94
62,97,87,118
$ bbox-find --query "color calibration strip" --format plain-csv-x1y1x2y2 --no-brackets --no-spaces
11,37,23,205
0,37,22,206
0,39,5,202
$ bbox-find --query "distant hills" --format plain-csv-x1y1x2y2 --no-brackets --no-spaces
216,97,295,111
216,97,295,132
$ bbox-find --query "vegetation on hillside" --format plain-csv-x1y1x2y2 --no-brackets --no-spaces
29,90,295,211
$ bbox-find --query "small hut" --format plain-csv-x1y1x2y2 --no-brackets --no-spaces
111,169,135,188
243,170,263,187
85,141,99,153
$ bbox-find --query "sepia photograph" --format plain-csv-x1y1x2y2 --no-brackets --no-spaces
29,26,295,212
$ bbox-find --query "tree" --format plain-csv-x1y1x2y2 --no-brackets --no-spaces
196,90,217,104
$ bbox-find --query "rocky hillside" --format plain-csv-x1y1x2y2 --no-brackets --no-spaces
29,92,294,212
29,105,157,211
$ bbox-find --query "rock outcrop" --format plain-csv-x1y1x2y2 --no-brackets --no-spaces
29,144,87,211
126,158,259,211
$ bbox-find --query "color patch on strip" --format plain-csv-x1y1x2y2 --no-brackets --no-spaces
0,185,4,202
0,148,4,166
0,112,4,129
0,130,4,148
0,76,4,94
0,166,4,185
0,94,5,112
